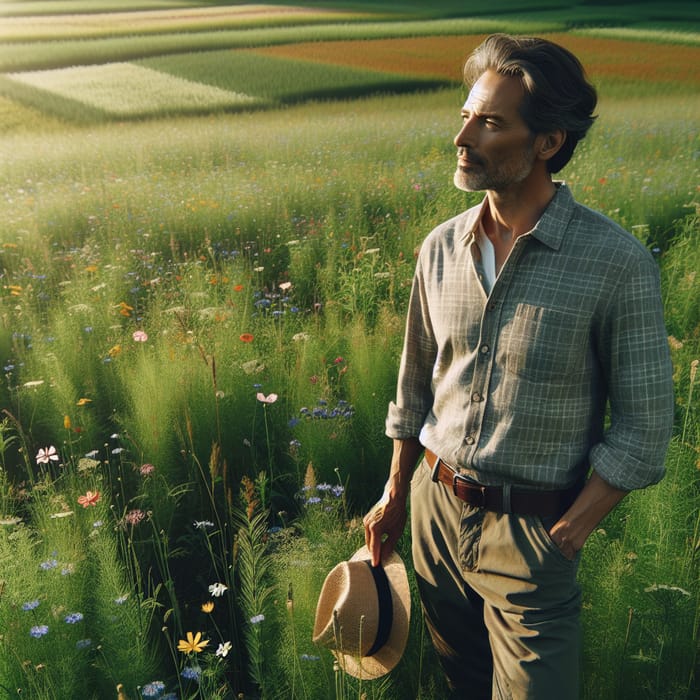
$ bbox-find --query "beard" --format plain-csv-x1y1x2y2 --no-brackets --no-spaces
453,145,535,193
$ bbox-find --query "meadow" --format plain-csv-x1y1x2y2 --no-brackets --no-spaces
0,1,698,698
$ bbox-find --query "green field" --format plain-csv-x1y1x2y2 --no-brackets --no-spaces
0,2,698,699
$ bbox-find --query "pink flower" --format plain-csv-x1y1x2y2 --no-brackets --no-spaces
77,490,101,507
125,509,145,526
140,463,155,476
132,330,148,342
36,446,59,465
256,392,278,404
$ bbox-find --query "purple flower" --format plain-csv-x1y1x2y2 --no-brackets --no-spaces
181,666,200,682
39,558,58,570
141,680,166,697
22,600,40,611
30,625,49,638
64,612,83,624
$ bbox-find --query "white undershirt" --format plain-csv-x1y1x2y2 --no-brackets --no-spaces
475,221,497,291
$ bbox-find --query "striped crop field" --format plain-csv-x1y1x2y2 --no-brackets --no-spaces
5,62,261,118
0,5,375,42
254,33,700,88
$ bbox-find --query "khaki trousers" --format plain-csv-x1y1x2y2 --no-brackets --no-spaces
411,458,582,700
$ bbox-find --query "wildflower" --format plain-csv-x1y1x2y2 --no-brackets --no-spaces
39,558,58,570
256,392,278,404
140,463,155,476
76,639,92,649
30,625,49,638
292,332,309,342
64,612,84,624
216,641,232,658
300,654,321,661
208,582,228,597
333,356,344,364
201,601,214,613
61,565,74,575
141,681,166,697
250,614,265,625
193,520,214,529
108,344,122,358
279,281,292,291
22,600,40,611
93,520,103,528
181,666,201,682
64,415,72,430
125,509,145,526
76,397,92,406
23,380,45,388
118,301,134,317
77,490,101,507
133,330,148,342
234,284,244,292
114,594,129,604
177,631,209,654
239,333,254,343
306,496,321,505
36,446,59,465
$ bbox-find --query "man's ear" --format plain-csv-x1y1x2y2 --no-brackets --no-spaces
536,129,566,162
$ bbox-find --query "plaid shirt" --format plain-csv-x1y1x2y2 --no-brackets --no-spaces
386,183,674,490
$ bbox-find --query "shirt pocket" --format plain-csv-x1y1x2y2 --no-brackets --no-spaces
503,303,587,382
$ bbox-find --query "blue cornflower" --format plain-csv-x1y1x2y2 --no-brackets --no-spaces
332,485,345,498
141,680,166,697
22,600,40,611
64,612,84,624
30,625,49,638
39,559,58,570
76,638,92,649
306,497,321,505
250,614,265,625
181,666,200,682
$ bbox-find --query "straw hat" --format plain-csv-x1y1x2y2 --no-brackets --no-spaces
312,545,411,680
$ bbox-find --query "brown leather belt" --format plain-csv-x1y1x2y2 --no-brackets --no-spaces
424,449,581,517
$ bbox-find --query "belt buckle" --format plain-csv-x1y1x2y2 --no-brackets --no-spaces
452,472,486,507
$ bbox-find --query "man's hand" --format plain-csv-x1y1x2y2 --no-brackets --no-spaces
363,492,408,567
363,437,423,567
548,470,628,560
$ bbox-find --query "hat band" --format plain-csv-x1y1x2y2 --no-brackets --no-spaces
364,561,393,657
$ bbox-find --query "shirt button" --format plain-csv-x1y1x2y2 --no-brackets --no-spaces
480,344,490,354
465,436,475,445
487,302,496,311
471,392,482,403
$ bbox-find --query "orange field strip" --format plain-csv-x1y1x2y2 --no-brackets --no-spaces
254,34,700,87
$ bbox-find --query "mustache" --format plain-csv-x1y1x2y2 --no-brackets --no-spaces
457,147,483,166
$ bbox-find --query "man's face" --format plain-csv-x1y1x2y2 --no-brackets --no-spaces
453,69,538,193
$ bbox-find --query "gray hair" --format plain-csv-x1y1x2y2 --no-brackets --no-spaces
464,34,597,173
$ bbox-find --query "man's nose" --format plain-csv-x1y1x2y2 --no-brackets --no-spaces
454,118,475,148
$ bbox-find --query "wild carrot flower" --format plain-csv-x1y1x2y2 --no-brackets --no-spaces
177,631,209,654
30,625,49,638
216,641,232,658
77,490,101,507
208,582,228,597
36,446,59,465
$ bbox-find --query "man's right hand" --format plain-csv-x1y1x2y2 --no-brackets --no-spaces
362,437,423,567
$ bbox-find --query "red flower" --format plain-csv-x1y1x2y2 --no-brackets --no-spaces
239,333,254,343
77,490,101,507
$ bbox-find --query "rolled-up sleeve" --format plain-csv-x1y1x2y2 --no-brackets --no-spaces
589,255,675,490
385,255,437,440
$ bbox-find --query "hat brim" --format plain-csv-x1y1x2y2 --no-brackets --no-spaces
332,545,411,680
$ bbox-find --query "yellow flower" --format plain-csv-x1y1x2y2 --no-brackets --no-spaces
201,601,214,613
177,631,209,654
64,415,72,430
76,398,92,406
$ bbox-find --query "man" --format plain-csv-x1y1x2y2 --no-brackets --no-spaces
363,34,674,699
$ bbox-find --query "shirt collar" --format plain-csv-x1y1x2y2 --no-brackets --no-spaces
456,181,574,251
